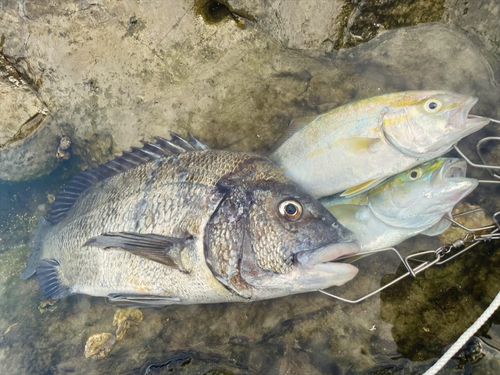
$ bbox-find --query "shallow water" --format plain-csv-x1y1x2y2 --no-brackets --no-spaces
2,1,500,374
1,161,500,374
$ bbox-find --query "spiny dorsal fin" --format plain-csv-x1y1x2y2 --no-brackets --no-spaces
48,132,208,224
188,132,210,150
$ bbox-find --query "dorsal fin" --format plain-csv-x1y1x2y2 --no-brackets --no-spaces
339,177,386,198
188,132,210,150
48,132,207,224
270,115,318,153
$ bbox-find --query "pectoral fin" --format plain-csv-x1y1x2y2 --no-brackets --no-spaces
338,137,383,154
84,232,193,272
421,218,452,236
107,293,181,307
340,177,386,198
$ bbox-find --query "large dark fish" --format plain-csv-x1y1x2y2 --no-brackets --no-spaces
21,134,359,306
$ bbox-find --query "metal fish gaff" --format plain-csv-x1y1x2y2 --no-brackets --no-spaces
21,134,360,306
320,158,478,252
271,91,489,198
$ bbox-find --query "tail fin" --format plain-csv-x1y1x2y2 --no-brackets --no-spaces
21,217,51,280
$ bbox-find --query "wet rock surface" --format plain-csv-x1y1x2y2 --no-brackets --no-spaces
0,0,499,181
0,0,499,374
445,0,500,56
0,53,47,149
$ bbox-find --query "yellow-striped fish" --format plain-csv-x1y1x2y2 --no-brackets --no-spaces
271,91,489,198
320,158,478,252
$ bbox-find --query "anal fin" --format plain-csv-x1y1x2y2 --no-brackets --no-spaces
36,259,73,300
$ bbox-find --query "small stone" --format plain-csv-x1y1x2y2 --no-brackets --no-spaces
113,307,143,341
439,203,495,244
55,135,72,160
56,147,70,160
84,333,116,360
59,135,72,150
47,194,55,204
38,299,58,314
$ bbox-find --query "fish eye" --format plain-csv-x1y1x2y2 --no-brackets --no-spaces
424,99,442,113
407,168,422,180
279,200,303,221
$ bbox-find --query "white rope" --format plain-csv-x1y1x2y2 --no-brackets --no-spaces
423,288,500,375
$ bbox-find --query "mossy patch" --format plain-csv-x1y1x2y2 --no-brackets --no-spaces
380,241,500,361
334,0,446,49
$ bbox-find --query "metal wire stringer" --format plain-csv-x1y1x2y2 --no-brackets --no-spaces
318,115,500,304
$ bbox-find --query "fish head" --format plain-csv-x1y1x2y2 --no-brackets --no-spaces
368,158,478,228
246,182,360,292
205,156,359,299
382,91,489,158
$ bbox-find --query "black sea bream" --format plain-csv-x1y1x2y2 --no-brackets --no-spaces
22,134,359,306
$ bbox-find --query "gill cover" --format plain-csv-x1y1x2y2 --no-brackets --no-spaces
381,106,448,157
204,186,254,299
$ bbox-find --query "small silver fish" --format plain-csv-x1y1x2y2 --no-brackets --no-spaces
21,134,359,306
321,158,478,252
271,91,489,198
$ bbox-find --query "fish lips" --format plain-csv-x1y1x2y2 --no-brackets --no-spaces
295,241,360,275
436,158,467,180
433,159,478,199
424,159,478,211
449,96,489,135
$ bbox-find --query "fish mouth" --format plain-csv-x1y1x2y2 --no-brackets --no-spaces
295,242,360,273
433,158,478,202
437,158,467,180
450,96,490,134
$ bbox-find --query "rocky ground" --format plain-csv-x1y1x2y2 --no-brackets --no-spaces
0,0,499,181
1,0,500,374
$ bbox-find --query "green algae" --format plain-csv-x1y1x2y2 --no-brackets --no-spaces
334,0,446,49
380,240,500,361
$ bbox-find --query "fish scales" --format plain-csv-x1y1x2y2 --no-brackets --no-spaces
321,158,478,252
271,91,489,198
42,151,239,302
24,138,359,306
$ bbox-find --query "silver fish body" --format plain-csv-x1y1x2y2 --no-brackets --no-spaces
22,136,359,306
321,158,478,252
271,91,489,198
